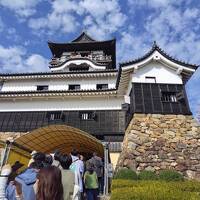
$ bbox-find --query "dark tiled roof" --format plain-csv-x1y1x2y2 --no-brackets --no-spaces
116,66,122,89
0,69,118,77
0,88,117,95
71,32,96,43
120,41,198,70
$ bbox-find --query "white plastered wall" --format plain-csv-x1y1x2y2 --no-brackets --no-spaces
0,96,124,112
132,61,183,84
1,76,116,92
51,59,106,72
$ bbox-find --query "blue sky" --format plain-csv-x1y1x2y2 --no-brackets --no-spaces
0,0,199,118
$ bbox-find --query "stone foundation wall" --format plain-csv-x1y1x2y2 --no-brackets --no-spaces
117,114,200,180
0,132,26,141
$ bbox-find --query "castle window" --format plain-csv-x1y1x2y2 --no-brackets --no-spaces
69,84,80,91
80,111,96,120
96,84,108,90
46,111,62,121
161,92,177,102
145,76,156,83
37,85,48,91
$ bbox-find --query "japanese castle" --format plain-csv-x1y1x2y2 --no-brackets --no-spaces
0,32,198,164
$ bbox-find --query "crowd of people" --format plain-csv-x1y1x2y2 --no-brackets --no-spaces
0,149,104,200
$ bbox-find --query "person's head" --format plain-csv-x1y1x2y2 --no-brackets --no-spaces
54,150,61,161
11,161,24,173
33,152,46,163
71,149,78,157
29,161,44,170
87,163,95,174
44,155,53,166
8,162,23,183
59,155,72,170
36,166,63,200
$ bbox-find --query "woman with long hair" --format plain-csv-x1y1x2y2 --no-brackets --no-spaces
36,166,63,200
59,155,75,200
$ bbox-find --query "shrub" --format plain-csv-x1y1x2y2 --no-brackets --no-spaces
138,170,158,180
114,168,137,180
159,170,184,181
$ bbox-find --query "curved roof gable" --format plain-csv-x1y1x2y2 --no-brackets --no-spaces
120,42,198,70
71,32,96,43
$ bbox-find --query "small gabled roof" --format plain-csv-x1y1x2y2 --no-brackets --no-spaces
120,41,198,70
71,32,96,43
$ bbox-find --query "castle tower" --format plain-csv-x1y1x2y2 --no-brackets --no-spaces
48,32,116,71
116,42,200,179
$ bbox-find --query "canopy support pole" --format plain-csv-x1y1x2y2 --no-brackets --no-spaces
103,142,109,196
0,141,12,170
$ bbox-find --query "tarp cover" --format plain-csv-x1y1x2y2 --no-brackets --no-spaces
13,125,104,157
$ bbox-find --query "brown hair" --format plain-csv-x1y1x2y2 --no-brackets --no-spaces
36,166,63,200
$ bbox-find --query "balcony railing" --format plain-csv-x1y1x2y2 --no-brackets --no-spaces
49,54,112,66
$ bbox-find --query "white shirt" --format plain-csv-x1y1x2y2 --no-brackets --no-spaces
70,156,84,192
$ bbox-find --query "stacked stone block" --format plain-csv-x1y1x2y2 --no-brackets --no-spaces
117,114,200,180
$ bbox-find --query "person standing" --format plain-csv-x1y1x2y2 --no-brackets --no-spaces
87,152,103,194
84,163,98,200
6,161,40,200
59,155,75,200
70,149,84,200
0,164,24,200
7,161,24,184
36,165,63,200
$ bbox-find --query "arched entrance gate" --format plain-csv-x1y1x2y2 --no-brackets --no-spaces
0,125,110,195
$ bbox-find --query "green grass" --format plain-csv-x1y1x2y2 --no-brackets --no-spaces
111,180,200,200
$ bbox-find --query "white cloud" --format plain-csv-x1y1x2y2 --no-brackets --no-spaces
117,30,148,62
0,45,49,73
28,0,80,35
127,0,192,8
28,0,126,39
75,0,127,39
143,4,200,65
0,0,41,17
29,13,78,35
25,54,49,72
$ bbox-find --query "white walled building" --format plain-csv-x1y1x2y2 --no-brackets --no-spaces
0,33,198,156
